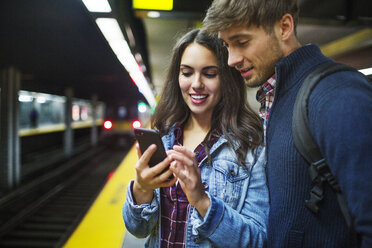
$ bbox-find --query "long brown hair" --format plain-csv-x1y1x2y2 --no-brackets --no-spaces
152,29,263,168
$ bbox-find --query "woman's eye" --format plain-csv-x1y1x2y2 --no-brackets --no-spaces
181,71,192,77
204,73,217,78
203,68,218,78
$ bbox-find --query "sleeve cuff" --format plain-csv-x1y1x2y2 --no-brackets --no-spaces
190,192,225,237
126,180,159,220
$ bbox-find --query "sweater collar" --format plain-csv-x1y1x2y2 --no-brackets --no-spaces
274,44,331,93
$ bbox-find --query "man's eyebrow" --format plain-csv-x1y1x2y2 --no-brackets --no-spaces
226,33,251,41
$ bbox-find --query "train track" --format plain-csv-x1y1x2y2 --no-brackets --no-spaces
0,143,130,248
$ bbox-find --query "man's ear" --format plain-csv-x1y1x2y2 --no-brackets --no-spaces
278,13,295,41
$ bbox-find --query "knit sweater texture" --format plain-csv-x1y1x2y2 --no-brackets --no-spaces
266,44,372,247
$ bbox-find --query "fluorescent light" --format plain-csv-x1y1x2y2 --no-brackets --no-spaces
147,11,161,18
81,0,112,13
36,96,46,103
95,18,156,108
19,94,33,102
359,67,372,76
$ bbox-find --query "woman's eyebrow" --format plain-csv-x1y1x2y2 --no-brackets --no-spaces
180,64,192,68
180,65,218,70
202,65,218,70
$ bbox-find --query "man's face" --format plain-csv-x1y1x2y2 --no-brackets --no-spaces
219,24,284,87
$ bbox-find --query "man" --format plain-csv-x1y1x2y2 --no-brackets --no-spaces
203,0,372,247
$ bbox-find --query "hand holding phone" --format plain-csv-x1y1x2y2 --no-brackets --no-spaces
134,128,167,167
132,128,175,203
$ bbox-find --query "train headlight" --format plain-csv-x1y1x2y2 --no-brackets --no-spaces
103,120,113,129
132,120,141,128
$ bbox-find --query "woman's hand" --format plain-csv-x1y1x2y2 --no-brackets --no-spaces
168,145,210,217
133,143,177,205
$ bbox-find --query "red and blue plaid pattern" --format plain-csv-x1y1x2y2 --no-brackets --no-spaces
256,75,277,137
160,125,220,248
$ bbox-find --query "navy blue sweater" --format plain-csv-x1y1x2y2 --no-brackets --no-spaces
266,44,372,247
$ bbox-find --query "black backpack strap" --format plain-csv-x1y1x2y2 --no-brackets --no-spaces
292,61,357,228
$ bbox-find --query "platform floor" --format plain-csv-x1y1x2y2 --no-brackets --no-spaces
63,144,147,248
122,231,146,248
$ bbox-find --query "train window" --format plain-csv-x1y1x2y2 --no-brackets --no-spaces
18,90,105,132
72,105,80,121
18,91,65,130
118,106,127,119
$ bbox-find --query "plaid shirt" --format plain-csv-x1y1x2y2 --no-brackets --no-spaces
256,74,277,138
160,125,220,248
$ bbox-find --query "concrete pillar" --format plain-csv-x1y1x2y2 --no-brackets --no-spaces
0,67,21,190
91,94,98,147
64,88,74,158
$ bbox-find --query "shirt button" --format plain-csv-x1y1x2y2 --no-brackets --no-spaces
229,170,236,176
202,182,209,190
193,237,200,244
194,151,199,156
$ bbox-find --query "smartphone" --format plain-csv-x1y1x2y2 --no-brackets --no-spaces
134,128,167,167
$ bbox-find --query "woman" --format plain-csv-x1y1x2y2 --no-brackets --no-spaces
123,29,268,248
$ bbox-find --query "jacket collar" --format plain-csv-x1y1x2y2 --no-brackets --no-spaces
162,125,229,163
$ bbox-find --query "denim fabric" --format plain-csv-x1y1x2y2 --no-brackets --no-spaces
123,127,269,247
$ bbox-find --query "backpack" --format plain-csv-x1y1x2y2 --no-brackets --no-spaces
292,61,361,230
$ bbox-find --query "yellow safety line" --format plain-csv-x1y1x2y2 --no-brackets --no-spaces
63,145,137,248
19,120,104,137
321,28,372,58
71,119,104,129
19,124,66,136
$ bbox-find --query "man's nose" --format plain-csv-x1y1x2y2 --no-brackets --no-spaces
227,49,244,68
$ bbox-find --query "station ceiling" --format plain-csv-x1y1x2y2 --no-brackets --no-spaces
0,0,371,109
0,0,147,107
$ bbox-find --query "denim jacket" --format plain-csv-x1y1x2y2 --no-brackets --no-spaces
123,127,269,247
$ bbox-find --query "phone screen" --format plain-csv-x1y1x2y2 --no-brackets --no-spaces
134,128,167,167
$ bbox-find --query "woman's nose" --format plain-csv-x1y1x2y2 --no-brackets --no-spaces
191,73,204,89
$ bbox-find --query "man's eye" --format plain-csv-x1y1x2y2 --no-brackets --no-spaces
237,40,249,46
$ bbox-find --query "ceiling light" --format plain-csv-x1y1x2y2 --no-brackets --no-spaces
81,0,112,13
147,11,161,18
36,97,46,104
95,18,156,108
18,94,33,102
359,67,372,76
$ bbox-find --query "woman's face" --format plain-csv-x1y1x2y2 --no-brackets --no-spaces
179,42,222,120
